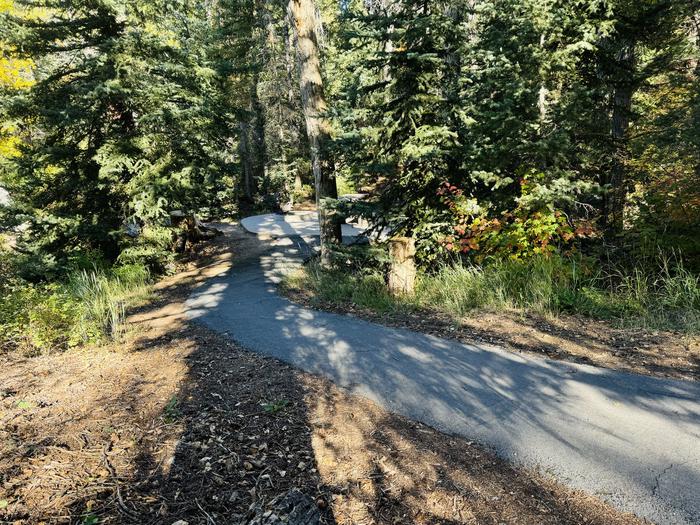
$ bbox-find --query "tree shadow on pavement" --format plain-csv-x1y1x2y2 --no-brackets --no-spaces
303,378,644,524
184,236,700,524
2,229,692,524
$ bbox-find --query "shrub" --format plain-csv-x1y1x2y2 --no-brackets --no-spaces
0,259,151,355
292,183,314,204
0,281,81,354
336,176,356,197
117,225,174,273
27,285,82,352
327,243,390,275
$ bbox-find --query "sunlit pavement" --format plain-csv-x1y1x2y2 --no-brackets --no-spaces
241,211,365,238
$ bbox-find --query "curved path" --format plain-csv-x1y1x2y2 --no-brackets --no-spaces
185,228,700,525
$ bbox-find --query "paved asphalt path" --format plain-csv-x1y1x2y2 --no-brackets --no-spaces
185,231,700,525
240,210,365,238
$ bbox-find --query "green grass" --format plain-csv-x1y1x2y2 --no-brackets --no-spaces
285,253,700,334
1,262,152,354
285,263,405,314
69,263,151,341
162,396,181,423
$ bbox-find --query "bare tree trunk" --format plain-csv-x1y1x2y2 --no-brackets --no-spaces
691,13,700,183
239,119,255,201
288,0,342,267
537,33,549,130
284,20,305,196
606,42,636,236
251,70,267,185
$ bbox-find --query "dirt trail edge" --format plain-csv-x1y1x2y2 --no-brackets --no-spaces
185,226,700,525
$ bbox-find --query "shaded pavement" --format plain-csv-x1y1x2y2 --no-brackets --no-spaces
185,230,700,525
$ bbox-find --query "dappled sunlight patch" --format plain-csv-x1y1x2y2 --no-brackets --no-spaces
0,226,662,524
0,342,189,521
285,267,700,381
302,376,642,525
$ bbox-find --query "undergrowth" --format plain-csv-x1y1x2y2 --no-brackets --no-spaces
284,251,700,334
0,258,152,355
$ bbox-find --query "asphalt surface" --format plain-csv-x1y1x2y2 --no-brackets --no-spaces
185,232,700,525
240,211,365,238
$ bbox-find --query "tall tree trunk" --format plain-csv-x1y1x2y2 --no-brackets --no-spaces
251,70,267,186
606,42,636,236
239,118,255,201
284,19,305,195
537,33,549,131
288,0,342,266
238,74,266,205
691,13,700,183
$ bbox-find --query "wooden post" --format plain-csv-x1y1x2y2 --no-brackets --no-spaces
387,237,416,295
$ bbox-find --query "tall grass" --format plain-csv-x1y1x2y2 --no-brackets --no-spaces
288,253,700,334
1,262,151,354
417,256,572,316
69,263,151,341
289,262,401,313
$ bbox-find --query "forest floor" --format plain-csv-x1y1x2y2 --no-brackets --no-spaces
0,231,644,525
284,277,700,382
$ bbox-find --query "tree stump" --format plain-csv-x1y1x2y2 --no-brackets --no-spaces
246,489,321,525
387,236,416,295
170,211,222,253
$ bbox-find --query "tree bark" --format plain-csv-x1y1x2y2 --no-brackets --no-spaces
238,118,255,201
288,0,342,266
606,42,636,236
251,69,267,186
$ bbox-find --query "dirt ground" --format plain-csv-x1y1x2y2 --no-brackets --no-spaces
0,230,646,524
284,283,700,382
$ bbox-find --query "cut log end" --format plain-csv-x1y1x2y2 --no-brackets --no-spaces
387,236,416,295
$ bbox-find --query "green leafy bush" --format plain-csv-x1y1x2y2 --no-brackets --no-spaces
292,184,314,204
0,280,81,354
327,243,390,276
26,285,82,352
118,226,174,273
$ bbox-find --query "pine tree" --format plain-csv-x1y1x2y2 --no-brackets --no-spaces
1,0,234,273
590,0,699,237
337,0,467,258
